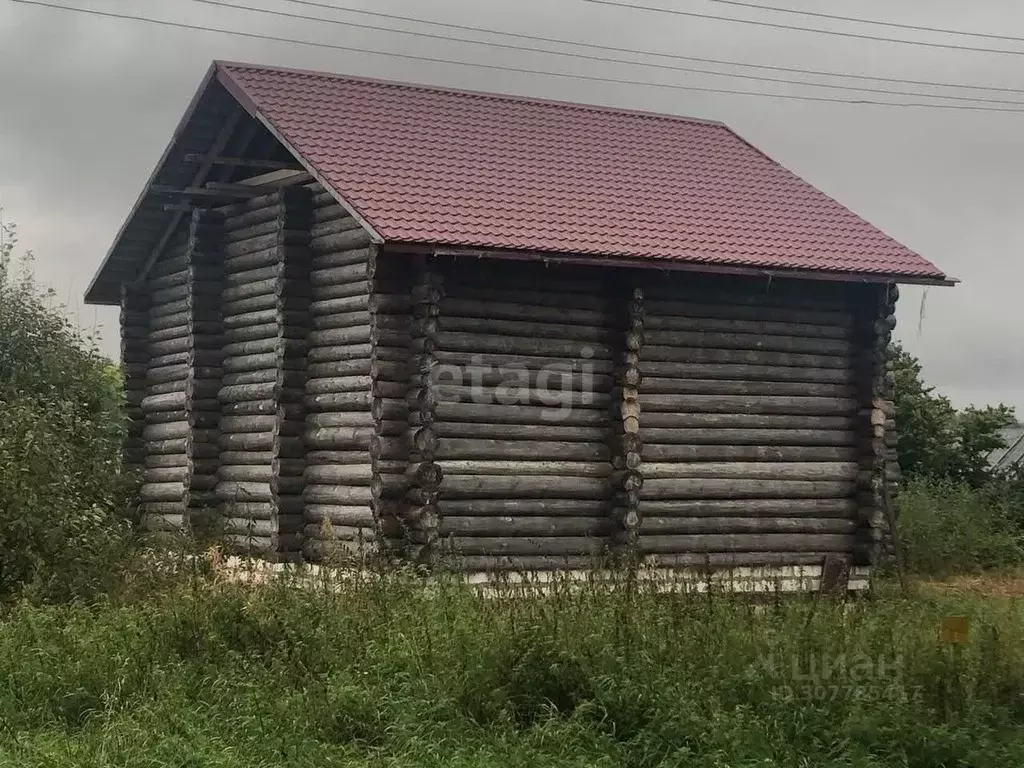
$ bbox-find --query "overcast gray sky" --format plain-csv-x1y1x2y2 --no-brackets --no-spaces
2,0,1023,411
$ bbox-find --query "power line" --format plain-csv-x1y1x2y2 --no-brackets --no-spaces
706,0,1024,44
7,0,1024,113
278,0,1024,95
191,0,1024,106
583,0,1024,56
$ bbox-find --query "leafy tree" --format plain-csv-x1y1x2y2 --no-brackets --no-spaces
0,219,136,600
891,343,1016,487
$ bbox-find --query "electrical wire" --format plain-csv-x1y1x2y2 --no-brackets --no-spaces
192,0,1024,106
584,0,1024,56
277,0,1024,95
706,0,1024,44
7,0,1024,112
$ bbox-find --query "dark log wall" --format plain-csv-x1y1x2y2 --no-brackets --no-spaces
370,252,414,560
137,209,225,534
638,274,863,568
125,197,901,577
215,188,312,558
302,188,377,561
424,257,619,571
139,233,193,533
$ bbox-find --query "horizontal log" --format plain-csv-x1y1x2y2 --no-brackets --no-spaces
640,413,854,430
306,359,374,379
637,533,854,554
433,386,612,411
222,247,282,275
216,481,273,502
642,395,855,416
143,466,188,484
219,415,277,433
308,326,372,347
639,379,854,398
438,460,611,478
444,536,607,556
223,369,305,387
644,347,848,369
142,422,190,441
641,517,857,535
643,445,858,463
222,323,283,345
444,266,605,296
301,524,376,542
644,314,851,340
644,330,851,356
432,350,615,376
440,475,607,499
309,214,360,240
444,284,612,312
441,516,614,537
440,298,606,327
645,298,851,327
644,462,858,481
304,375,372,395
310,280,370,302
310,260,371,286
642,428,856,446
433,402,607,426
432,422,607,442
305,426,374,450
306,391,372,412
440,499,607,516
434,332,612,360
141,392,187,413
221,353,280,374
140,481,185,502
642,498,858,517
436,439,611,461
217,465,276,483
219,432,274,451
303,484,374,504
309,309,371,331
438,316,614,343
304,464,373,485
307,343,374,363
221,293,279,315
309,293,371,317
222,308,277,329
218,383,282,403
310,229,373,253
641,478,855,500
305,411,373,428
304,504,374,526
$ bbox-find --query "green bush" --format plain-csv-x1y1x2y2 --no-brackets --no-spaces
0,220,136,600
898,478,1024,576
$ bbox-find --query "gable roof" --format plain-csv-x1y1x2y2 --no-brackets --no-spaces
86,61,947,304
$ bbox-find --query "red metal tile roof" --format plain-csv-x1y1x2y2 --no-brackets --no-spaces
217,62,942,280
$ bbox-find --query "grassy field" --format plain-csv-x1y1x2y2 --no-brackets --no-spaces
1,568,1023,768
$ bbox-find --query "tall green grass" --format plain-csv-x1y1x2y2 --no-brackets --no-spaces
1,571,1023,767
899,478,1024,576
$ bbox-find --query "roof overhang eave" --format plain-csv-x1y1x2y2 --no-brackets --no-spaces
384,243,956,287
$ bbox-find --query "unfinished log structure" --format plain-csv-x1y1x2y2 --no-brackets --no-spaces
88,63,950,587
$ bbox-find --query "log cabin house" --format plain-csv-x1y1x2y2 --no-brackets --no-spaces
86,62,951,588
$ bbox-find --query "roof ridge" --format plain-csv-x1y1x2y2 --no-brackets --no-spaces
214,60,729,128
